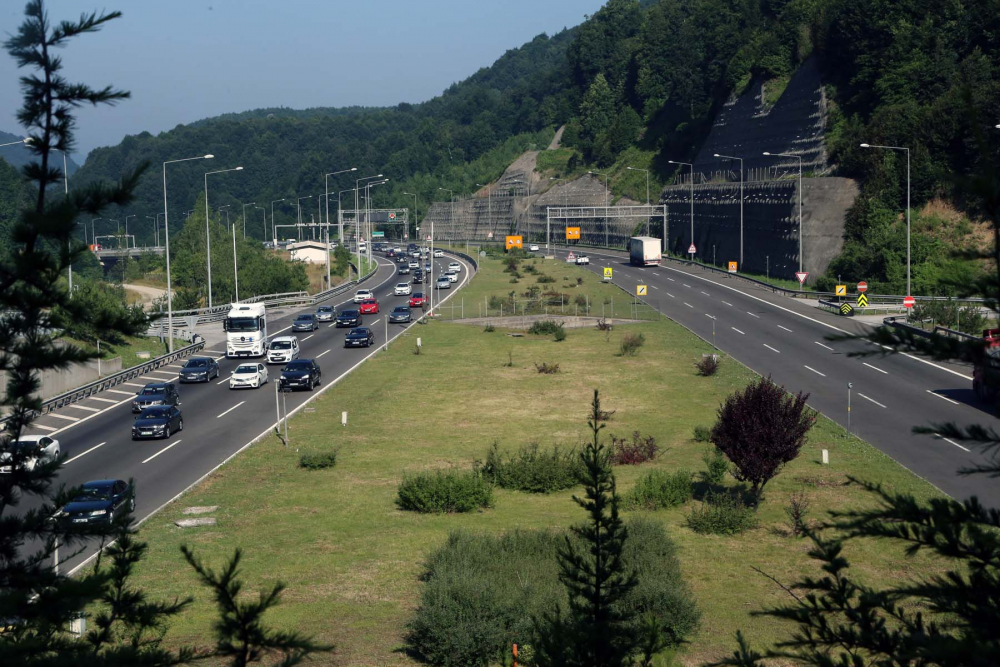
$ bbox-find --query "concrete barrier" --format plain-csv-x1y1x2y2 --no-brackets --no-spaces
0,356,123,404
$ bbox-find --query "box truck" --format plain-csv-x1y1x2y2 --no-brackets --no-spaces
224,303,268,358
629,236,661,266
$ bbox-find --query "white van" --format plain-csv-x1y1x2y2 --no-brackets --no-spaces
267,336,300,364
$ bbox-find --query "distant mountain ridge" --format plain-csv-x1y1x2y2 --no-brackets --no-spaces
0,129,80,176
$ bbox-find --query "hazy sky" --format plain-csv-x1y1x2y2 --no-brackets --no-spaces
0,0,605,161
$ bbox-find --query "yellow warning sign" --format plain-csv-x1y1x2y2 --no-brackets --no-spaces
728,261,737,273
856,293,869,308
636,285,647,296
835,284,847,296
565,227,581,240
603,267,613,279
505,235,522,249
839,303,855,316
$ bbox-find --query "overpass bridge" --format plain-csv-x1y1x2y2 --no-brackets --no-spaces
94,246,165,261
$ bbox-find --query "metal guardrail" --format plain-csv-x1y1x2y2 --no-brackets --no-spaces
0,339,206,429
882,315,980,342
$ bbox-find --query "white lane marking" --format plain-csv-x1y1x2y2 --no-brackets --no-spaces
88,397,119,404
216,376,230,385
667,277,675,282
815,341,834,351
317,349,331,358
302,334,315,341
705,314,716,320
763,344,781,354
651,285,659,290
123,382,144,388
216,401,245,419
145,374,177,381
142,439,183,464
66,404,101,413
49,414,79,422
370,318,381,326
166,364,185,368
863,362,888,375
747,311,760,318
32,424,58,431
328,323,338,328
683,302,694,308
777,325,793,333
926,390,959,405
804,365,826,377
721,301,733,307
64,441,107,465
107,389,135,396
666,292,675,298
937,435,970,452
731,327,745,335
683,283,692,288
700,291,711,296
858,393,887,408
203,350,226,355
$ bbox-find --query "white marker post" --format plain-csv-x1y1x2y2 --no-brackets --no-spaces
341,411,347,427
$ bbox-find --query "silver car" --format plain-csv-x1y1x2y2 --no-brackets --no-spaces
316,305,335,322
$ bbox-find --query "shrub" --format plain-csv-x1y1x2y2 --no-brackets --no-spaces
298,451,338,470
528,320,564,336
509,277,519,284
609,431,660,465
553,327,567,342
522,285,541,299
536,274,556,284
574,293,588,308
488,295,505,310
522,263,537,275
535,362,560,374
686,491,758,535
395,470,494,513
695,355,719,376
623,470,693,510
502,350,514,367
619,332,646,357
784,491,811,537
576,277,584,286
477,442,582,493
543,291,570,306
412,344,421,355
692,425,711,443
503,257,520,273
701,447,729,485
484,323,495,332
406,521,699,666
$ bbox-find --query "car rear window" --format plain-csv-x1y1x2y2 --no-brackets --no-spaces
140,407,169,417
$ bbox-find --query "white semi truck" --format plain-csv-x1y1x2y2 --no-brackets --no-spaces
629,236,662,266
223,303,268,358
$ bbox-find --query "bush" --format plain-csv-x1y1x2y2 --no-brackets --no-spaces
623,470,693,510
528,320,564,336
298,451,338,470
395,470,494,513
484,323,495,332
509,277,519,284
576,277,584,286
543,291,570,306
406,521,699,666
692,425,711,443
784,491,811,537
488,295,505,310
412,344,421,355
695,355,719,376
619,332,646,357
536,274,556,284
553,327,567,342
686,491,758,535
522,263,538,275
477,442,582,493
609,431,659,465
574,293,588,308
535,362,560,374
701,447,729,485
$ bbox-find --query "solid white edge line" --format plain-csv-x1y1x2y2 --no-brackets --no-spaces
804,365,826,377
815,341,834,351
863,362,889,375
216,401,245,419
857,393,887,409
937,435,971,452
141,439,183,464
64,441,107,465
926,389,960,405
731,327,745,335
763,344,781,353
67,251,475,577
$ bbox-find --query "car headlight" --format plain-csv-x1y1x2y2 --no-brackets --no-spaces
88,509,107,517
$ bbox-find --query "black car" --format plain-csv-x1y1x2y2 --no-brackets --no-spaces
131,382,179,413
336,309,362,327
412,270,424,284
292,313,319,332
179,356,219,383
279,359,321,391
398,265,411,275
132,405,183,440
389,306,412,323
59,479,135,525
397,254,409,264
344,327,376,348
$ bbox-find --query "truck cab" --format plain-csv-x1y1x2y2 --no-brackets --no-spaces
224,303,268,358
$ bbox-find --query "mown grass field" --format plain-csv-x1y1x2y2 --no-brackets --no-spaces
123,258,946,666
65,334,184,371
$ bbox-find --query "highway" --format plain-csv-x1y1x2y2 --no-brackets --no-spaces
25,250,475,574
550,245,1000,507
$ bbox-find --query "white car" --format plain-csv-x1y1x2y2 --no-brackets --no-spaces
230,362,269,389
354,289,374,303
433,249,444,258
576,255,590,265
0,435,60,473
408,261,419,269
448,262,462,273
394,282,412,296
446,270,458,283
529,244,540,252
411,250,421,258
267,336,300,364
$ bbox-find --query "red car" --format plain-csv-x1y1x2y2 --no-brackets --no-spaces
409,293,427,309
359,299,380,314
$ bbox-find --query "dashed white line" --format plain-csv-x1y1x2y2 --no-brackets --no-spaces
731,327,745,335
747,311,760,318
777,325,793,333
370,318,381,326
721,301,733,307
88,397,119,404
683,302,694,308
763,344,781,354
863,362,888,375
317,349,331,358
815,341,834,351
683,283,692,288
651,285,659,290
857,393,887,409
700,291,711,296
216,401,246,419
705,314,716,320
49,414,80,422
926,390,959,405
32,424,58,431
937,435,970,452
66,404,101,412
804,365,826,377
303,334,315,341
107,389,135,396
64,441,107,465
123,382,144,388
216,376,230,385
142,439,183,464
667,277,675,282
666,292,675,298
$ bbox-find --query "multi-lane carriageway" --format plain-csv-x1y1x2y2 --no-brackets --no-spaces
549,245,1000,508
26,251,475,575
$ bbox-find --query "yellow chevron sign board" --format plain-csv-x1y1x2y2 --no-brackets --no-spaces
840,303,855,316
636,285,647,296
835,284,847,296
857,293,869,308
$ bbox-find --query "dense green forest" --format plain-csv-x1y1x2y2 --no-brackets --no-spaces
69,0,1000,294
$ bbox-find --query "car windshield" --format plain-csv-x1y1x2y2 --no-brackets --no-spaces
349,328,367,335
227,317,259,332
236,365,258,374
271,340,292,350
317,307,333,313
139,407,169,418
397,284,407,288
413,293,423,298
185,359,208,368
340,310,359,317
9,440,42,453
295,315,313,322
284,361,311,370
393,307,409,313
139,387,165,396
74,485,113,501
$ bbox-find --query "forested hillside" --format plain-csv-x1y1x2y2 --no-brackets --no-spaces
0,130,80,175
71,0,1000,293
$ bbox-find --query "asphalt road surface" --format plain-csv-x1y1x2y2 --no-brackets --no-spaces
548,245,999,507
25,251,474,574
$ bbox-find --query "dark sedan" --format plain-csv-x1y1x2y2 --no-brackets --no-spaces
292,313,319,332
131,382,179,413
335,309,361,327
179,357,219,383
344,327,375,348
59,479,134,525
132,405,183,440
398,265,411,275
389,306,412,323
279,359,322,391
412,271,424,284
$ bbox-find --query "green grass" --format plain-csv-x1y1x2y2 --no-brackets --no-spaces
64,335,186,371
762,74,791,108
120,261,946,666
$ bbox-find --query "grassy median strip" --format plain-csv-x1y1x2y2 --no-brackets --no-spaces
126,295,944,665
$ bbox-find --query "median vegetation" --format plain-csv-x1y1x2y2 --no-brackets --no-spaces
395,470,494,513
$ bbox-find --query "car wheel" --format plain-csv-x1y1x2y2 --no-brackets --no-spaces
178,419,183,431
307,379,314,392
164,426,171,439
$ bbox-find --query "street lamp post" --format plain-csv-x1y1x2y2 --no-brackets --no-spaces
355,174,384,277
296,195,313,237
216,205,230,229
204,165,244,309
713,153,743,267
366,179,388,264
762,151,803,286
476,183,491,235
859,143,910,296
270,198,286,246
241,201,256,239
324,168,357,289
588,171,611,247
402,191,418,242
668,161,695,260
232,223,240,302
163,154,214,351
123,214,136,248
